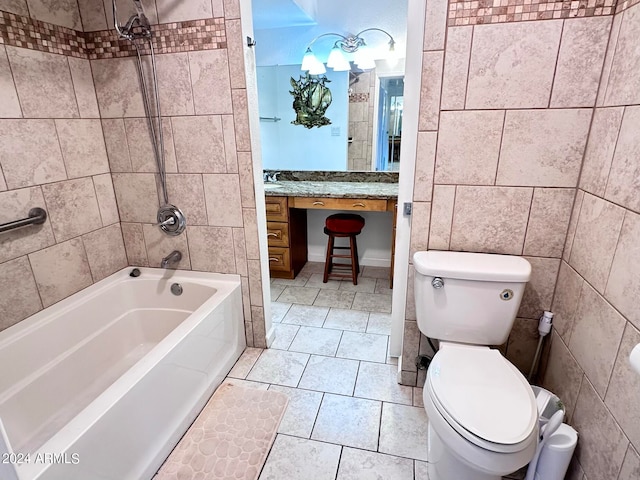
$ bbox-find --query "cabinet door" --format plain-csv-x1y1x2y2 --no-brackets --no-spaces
265,196,288,221
268,247,291,272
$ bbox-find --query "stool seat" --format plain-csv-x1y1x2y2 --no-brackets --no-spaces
323,214,365,285
325,213,365,234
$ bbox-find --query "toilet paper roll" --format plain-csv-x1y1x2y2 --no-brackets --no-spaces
630,344,640,376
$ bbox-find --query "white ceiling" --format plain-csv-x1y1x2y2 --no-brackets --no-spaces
252,0,408,67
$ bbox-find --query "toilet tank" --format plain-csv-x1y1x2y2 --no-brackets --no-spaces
413,251,531,346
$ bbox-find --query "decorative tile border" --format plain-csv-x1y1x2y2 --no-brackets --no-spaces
349,92,370,103
616,0,640,12
85,18,226,60
0,10,226,60
0,11,87,58
448,0,616,26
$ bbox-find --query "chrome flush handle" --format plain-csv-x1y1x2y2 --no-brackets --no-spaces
432,277,445,289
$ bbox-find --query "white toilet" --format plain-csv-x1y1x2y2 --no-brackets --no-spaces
413,250,539,480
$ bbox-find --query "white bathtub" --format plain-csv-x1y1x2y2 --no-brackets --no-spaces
0,267,245,480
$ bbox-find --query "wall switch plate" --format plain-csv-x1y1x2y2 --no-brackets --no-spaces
403,202,412,216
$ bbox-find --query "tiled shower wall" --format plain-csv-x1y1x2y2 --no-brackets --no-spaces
0,5,126,331
541,3,640,478
347,71,375,171
0,0,267,347
401,0,617,386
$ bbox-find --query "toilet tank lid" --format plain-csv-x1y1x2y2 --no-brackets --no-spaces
413,251,531,282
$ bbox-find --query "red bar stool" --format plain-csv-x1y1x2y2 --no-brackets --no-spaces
323,213,365,285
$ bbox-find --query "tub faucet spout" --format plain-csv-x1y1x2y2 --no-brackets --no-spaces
161,250,182,269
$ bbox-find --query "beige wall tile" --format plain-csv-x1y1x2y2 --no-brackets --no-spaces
101,119,132,172
580,107,624,197
0,46,22,118
606,210,640,330
164,174,207,226
247,259,263,307
223,0,240,18
232,227,248,277
0,187,55,263
55,119,109,179
92,174,119,226
523,188,575,258
42,178,103,242
0,0,28,15
187,226,236,273
92,58,145,118
231,89,251,152
77,0,108,31
519,257,560,320
226,19,246,90
428,185,455,250
572,378,629,480
423,0,447,51
596,12,622,107
251,306,266,348
570,194,625,293
497,109,591,187
409,202,431,259
203,174,243,227
237,151,255,208
466,20,562,109
103,0,158,28
112,173,159,223
155,0,212,23
605,105,640,213
603,5,640,106
211,0,224,17
0,256,42,331
29,238,93,307
0,171,6,191
26,0,81,29
435,110,504,185
619,445,640,480
123,117,177,174
569,283,626,397
401,320,420,373
413,132,436,202
542,332,583,421
222,115,239,173
506,317,538,375
0,119,66,189
121,222,148,266
68,57,100,118
242,208,259,260
6,47,78,118
441,26,472,111
142,224,190,269
450,186,533,255
404,267,416,321
153,53,194,116
551,261,584,343
82,224,127,281
418,51,443,131
605,323,640,451
551,17,611,108
188,50,232,115
172,116,226,173
563,190,584,262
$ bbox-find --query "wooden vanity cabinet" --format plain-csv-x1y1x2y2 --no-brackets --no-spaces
265,196,307,279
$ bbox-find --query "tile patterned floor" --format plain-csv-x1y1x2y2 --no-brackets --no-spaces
222,262,526,479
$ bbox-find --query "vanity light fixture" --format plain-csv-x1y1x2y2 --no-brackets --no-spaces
301,28,396,73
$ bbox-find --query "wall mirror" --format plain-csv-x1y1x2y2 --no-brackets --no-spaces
252,0,408,172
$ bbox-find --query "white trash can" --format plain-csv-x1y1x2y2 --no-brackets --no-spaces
533,423,578,480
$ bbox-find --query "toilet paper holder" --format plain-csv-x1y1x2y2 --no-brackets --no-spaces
631,344,640,376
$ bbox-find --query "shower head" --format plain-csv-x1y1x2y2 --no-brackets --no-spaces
113,0,151,38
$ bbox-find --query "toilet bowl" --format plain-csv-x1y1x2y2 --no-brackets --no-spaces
423,343,538,480
412,251,538,480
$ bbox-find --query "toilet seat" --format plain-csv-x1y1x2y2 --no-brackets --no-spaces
427,343,538,453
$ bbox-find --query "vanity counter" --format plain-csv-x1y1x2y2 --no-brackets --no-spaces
263,181,399,199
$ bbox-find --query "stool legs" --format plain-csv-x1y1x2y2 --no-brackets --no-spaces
323,232,360,285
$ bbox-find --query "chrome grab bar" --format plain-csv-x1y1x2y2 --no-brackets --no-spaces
0,208,47,234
